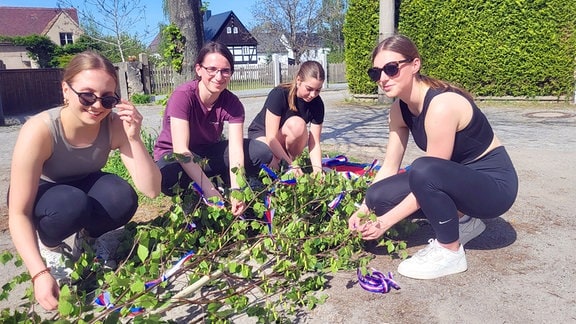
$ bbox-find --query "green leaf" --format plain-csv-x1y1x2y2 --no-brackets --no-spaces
137,244,149,263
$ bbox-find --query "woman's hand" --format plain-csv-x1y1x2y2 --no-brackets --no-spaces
358,219,389,240
348,203,370,231
287,164,304,177
34,273,60,311
349,205,389,240
230,196,247,216
115,100,143,141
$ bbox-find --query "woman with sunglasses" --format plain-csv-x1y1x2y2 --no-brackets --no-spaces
348,35,518,279
154,41,272,216
8,51,161,311
247,61,325,175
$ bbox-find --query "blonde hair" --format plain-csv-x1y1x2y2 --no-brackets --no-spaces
62,51,118,87
280,61,325,112
372,35,472,100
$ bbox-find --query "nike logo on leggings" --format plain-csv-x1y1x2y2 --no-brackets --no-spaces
439,219,452,225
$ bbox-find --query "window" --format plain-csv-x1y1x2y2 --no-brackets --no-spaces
59,33,73,45
227,27,232,34
233,27,238,34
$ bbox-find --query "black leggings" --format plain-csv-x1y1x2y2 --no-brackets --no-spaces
365,147,518,244
32,172,138,247
157,139,273,196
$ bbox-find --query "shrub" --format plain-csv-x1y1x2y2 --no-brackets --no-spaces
131,93,151,104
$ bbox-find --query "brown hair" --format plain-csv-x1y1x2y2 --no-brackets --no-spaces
280,61,325,112
372,35,472,100
62,51,118,87
194,41,235,79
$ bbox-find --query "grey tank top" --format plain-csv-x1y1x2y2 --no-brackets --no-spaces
41,107,112,183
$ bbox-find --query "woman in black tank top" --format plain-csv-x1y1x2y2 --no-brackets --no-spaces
348,35,518,280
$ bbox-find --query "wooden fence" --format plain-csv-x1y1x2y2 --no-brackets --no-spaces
0,69,63,122
149,62,347,94
0,61,347,123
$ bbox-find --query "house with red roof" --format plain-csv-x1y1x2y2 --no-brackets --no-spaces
0,6,82,69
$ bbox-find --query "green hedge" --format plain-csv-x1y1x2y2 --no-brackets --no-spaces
343,0,379,94
399,0,576,97
345,0,576,97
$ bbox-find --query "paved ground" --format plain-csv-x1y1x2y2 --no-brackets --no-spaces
1,87,575,322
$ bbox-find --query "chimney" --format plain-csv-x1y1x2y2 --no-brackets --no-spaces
204,10,211,22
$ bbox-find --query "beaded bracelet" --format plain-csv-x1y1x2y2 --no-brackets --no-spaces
31,268,51,284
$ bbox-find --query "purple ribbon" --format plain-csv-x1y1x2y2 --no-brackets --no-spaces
263,194,274,236
145,250,196,289
328,192,345,210
260,164,297,185
321,155,348,167
191,182,225,208
94,291,145,317
357,268,401,294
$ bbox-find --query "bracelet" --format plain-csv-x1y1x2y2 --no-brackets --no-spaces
31,268,51,284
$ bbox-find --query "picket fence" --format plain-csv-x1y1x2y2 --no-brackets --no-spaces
149,62,347,95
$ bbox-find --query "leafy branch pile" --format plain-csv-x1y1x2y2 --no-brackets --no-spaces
1,155,415,323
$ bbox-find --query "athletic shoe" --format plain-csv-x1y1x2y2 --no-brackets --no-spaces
397,238,467,279
39,242,73,284
93,230,123,270
459,215,486,246
72,229,96,260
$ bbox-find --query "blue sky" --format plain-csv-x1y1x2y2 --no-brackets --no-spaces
0,0,257,44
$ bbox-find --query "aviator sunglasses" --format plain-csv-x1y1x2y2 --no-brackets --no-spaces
66,82,120,109
367,59,413,82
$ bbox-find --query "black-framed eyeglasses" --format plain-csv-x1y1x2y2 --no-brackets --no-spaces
367,59,413,82
200,65,233,77
66,82,120,109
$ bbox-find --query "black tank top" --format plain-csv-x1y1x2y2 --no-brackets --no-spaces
399,88,494,164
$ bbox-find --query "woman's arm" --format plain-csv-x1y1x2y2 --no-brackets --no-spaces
264,109,293,164
112,101,161,198
170,117,222,198
227,123,245,189
8,116,60,310
308,123,323,173
423,92,468,159
227,123,247,216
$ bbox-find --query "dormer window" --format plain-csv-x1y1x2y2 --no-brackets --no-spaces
59,32,73,45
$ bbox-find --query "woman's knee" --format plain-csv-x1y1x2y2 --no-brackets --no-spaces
408,157,445,188
282,117,307,142
247,139,273,166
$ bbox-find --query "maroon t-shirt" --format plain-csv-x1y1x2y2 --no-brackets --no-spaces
153,79,244,161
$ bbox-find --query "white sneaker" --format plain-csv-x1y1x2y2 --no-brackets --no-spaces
39,243,73,284
398,239,467,279
459,215,486,246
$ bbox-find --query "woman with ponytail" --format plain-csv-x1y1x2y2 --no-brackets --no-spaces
349,35,518,280
248,61,326,175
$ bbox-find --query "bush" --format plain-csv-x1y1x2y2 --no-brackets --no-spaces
343,0,379,95
399,0,576,97
131,93,151,104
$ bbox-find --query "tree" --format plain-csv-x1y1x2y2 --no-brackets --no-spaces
57,0,150,62
163,0,204,86
318,0,347,58
251,0,323,64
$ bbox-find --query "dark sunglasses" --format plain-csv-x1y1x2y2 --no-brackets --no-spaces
66,82,120,109
367,59,413,82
